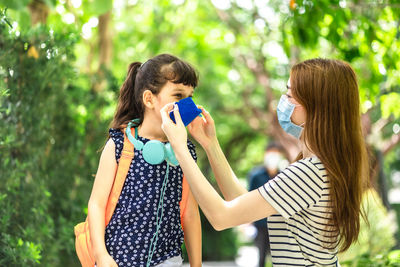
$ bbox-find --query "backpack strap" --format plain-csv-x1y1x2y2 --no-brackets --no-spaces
180,174,189,230
105,128,134,224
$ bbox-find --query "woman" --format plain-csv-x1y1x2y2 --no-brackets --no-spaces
160,58,369,266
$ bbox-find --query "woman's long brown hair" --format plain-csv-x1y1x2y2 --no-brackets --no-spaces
290,58,369,252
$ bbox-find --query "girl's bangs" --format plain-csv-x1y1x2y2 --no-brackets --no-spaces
164,60,198,88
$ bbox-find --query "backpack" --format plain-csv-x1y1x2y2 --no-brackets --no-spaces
74,128,190,267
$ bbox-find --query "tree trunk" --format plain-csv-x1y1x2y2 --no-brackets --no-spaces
98,11,113,68
28,0,49,25
93,11,113,93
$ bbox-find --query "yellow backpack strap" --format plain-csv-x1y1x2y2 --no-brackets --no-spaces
105,128,134,224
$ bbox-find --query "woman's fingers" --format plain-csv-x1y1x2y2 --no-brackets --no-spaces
160,102,184,127
160,102,175,124
160,102,175,116
199,106,213,124
172,103,184,127
191,115,205,126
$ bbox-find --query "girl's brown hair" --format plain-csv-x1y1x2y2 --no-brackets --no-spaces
110,54,198,130
290,58,369,252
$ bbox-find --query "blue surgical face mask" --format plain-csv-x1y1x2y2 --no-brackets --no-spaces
277,95,304,139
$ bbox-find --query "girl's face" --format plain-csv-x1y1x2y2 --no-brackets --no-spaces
152,80,194,118
286,78,306,126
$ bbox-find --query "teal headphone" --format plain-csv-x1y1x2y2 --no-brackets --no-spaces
126,119,179,166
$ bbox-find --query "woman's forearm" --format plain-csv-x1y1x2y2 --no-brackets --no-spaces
175,147,276,230
175,148,229,230
204,139,247,200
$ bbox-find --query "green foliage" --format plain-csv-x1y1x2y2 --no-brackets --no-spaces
1,0,400,265
341,249,400,267
82,0,113,16
339,189,396,263
0,10,106,266
285,0,400,122
0,0,30,10
182,212,239,262
201,213,239,261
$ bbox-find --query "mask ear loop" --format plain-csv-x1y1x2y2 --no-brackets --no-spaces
146,162,170,267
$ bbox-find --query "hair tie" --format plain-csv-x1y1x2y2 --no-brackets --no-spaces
139,60,149,70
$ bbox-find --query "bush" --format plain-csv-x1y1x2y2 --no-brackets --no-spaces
0,10,94,266
340,189,397,266
341,250,400,267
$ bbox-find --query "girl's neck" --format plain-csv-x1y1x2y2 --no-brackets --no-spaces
138,116,168,142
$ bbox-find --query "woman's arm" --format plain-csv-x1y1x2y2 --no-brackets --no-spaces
87,139,118,266
203,138,247,200
161,104,277,230
187,108,247,200
176,147,277,230
182,188,202,267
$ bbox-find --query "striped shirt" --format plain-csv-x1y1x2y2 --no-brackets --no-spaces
258,157,340,266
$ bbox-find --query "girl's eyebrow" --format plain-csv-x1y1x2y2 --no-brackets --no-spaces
172,88,186,92
173,88,194,95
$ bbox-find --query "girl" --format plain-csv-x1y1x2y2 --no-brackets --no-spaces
88,54,202,267
161,58,369,266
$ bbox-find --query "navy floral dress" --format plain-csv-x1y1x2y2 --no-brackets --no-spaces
104,128,197,267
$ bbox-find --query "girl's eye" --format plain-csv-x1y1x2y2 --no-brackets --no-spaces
175,94,183,99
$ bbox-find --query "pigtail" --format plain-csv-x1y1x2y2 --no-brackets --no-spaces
110,62,142,130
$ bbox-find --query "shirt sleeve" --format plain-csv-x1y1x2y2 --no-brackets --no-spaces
108,128,124,163
258,158,324,219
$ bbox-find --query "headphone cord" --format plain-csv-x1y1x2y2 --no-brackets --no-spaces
146,162,170,267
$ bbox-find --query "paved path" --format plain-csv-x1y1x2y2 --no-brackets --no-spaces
183,262,239,267
183,246,260,267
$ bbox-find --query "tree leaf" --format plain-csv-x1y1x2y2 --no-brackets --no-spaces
0,0,30,10
85,0,113,16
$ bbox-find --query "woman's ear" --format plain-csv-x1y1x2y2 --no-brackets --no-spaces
142,90,155,109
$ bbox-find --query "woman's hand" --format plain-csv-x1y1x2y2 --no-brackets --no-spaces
96,253,118,267
187,106,217,150
160,103,188,153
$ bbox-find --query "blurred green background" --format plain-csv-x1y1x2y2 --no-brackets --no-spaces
1,0,400,266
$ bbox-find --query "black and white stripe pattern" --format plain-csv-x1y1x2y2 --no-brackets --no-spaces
258,157,340,266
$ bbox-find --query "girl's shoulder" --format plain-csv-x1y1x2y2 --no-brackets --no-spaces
108,128,124,163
